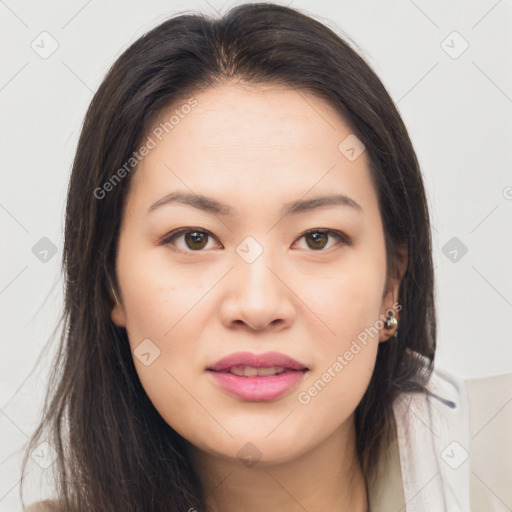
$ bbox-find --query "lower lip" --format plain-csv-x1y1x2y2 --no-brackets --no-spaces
208,370,307,401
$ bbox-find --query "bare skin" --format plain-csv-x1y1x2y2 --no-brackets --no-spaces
111,81,406,512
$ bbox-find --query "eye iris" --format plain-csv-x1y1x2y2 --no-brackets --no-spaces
306,231,328,250
185,231,208,250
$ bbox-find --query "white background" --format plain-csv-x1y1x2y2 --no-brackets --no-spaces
1,0,511,509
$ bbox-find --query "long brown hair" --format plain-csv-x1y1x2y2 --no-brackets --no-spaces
21,3,436,510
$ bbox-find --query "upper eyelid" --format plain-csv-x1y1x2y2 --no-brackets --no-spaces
162,227,220,244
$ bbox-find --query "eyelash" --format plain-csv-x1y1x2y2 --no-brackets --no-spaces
160,227,351,253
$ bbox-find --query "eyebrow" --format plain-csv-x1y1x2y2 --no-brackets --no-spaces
146,191,363,217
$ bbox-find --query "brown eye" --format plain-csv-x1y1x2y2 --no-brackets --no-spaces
184,231,208,250
305,231,329,250
162,227,349,253
297,229,350,251
162,228,219,252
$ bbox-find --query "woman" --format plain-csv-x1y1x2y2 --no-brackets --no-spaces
22,3,511,511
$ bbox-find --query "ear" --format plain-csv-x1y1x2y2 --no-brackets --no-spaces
379,242,408,342
110,283,127,328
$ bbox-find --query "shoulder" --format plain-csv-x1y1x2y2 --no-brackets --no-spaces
465,371,512,416
466,372,512,488
24,499,62,512
428,366,512,441
445,369,512,508
392,364,512,509
465,371,512,450
466,373,512,456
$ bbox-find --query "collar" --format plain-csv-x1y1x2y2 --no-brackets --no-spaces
368,355,470,511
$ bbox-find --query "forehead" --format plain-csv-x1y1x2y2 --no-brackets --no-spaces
125,82,376,219
155,82,352,149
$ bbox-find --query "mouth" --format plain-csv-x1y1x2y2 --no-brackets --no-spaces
206,352,309,401
209,365,294,377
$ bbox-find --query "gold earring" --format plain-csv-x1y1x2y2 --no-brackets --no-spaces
384,315,399,338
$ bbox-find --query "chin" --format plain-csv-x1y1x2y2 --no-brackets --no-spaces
186,429,313,468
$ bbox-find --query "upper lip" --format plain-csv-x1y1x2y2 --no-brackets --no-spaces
207,351,308,372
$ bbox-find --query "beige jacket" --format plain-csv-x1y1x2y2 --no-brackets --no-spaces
370,366,512,511
25,366,512,512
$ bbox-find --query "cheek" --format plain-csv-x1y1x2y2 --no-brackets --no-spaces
290,274,384,448
120,275,206,436
117,237,198,341
293,245,386,410
115,242,214,421
302,247,387,350
303,279,382,384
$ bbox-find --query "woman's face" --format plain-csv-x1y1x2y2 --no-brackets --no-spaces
111,82,404,466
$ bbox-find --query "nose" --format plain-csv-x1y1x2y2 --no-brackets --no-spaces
219,249,296,332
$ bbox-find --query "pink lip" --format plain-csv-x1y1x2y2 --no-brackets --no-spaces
206,351,309,401
207,351,308,372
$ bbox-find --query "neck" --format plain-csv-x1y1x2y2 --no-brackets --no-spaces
186,413,368,512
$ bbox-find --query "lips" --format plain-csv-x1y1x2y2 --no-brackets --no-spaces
206,351,309,401
207,351,308,373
